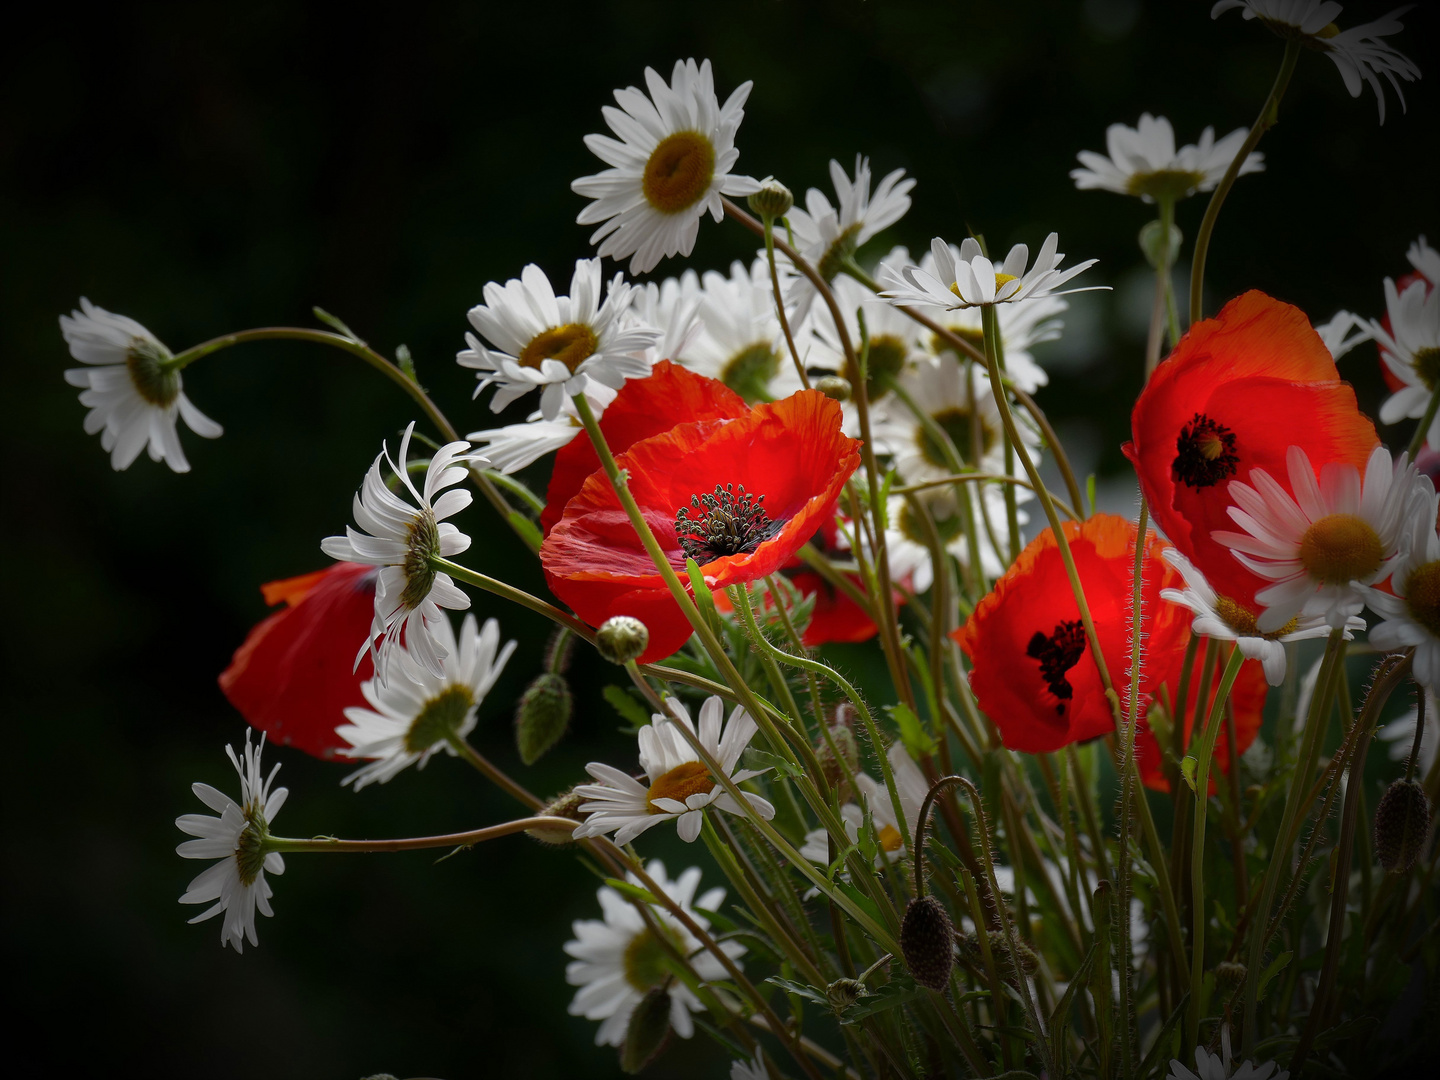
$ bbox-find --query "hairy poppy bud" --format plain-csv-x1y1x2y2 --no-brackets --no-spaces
1139,219,1183,270
816,722,860,798
515,672,572,765
748,177,793,220
1374,778,1431,873
526,786,586,845
597,616,650,666
620,984,672,1073
986,930,1040,980
826,977,865,1009
901,895,955,991
1215,960,1247,995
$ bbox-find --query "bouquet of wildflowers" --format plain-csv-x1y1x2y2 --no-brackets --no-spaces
64,3,1436,1076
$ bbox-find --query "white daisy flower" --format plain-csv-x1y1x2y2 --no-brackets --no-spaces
632,273,705,364
783,155,916,319
678,259,802,402
1071,113,1264,202
336,613,516,790
571,696,776,845
1367,483,1440,689
466,382,617,476
1408,235,1439,286
1212,444,1421,632
566,860,744,1047
807,249,928,400
1369,276,1440,448
1211,1,1419,124
1314,309,1370,360
320,423,480,683
799,743,930,866
881,234,1104,311
731,1052,771,1080
61,297,222,472
1160,548,1362,686
572,58,760,275
1380,690,1438,776
882,488,1017,586
458,258,661,421
175,731,287,953
913,242,1067,392
1168,1023,1289,1080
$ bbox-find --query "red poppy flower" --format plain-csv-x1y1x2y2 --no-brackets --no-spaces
542,390,863,663
955,515,1187,753
218,562,377,759
540,360,747,537
1125,291,1378,614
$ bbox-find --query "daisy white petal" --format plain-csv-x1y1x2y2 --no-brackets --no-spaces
880,232,1106,310
1071,113,1263,202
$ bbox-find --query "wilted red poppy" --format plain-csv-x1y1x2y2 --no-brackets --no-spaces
542,390,863,663
1125,291,1378,614
955,515,1185,754
540,360,747,537
219,562,377,759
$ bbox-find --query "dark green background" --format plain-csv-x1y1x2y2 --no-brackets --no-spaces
3,1,1436,1076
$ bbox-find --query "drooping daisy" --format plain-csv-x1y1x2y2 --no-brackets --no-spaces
320,423,479,683
572,695,775,844
572,59,761,275
1160,548,1362,686
880,234,1104,311
336,613,516,790
1213,444,1421,632
631,273,705,365
783,155,916,319
1370,276,1440,448
1071,113,1264,202
678,259,801,403
176,731,287,953
466,382,617,476
1367,484,1440,690
458,259,661,421
61,297,222,472
1167,1023,1289,1080
1211,1,1419,124
565,860,745,1047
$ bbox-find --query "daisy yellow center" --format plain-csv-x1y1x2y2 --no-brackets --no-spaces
1128,168,1207,202
877,823,904,853
1405,561,1440,638
126,338,180,407
994,272,1018,289
400,508,441,612
898,499,964,547
847,333,908,400
646,761,715,813
518,323,598,373
405,684,476,754
721,342,781,402
1214,594,1298,639
1299,513,1384,585
235,805,268,887
623,925,684,992
642,131,716,214
1412,347,1440,392
917,405,996,469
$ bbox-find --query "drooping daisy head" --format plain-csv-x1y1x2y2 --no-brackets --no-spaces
571,695,775,845
62,297,223,472
572,59,761,274
337,613,516,790
459,259,661,421
175,730,287,953
1366,482,1440,690
564,860,744,1047
320,423,480,684
880,233,1104,311
1071,113,1264,203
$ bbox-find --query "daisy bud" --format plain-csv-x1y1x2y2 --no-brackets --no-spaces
1215,960,1247,995
748,177,793,220
1374,778,1432,874
814,374,852,402
597,615,650,665
526,785,587,845
515,673,573,766
901,895,955,991
620,984,673,1074
826,977,865,1009
1138,219,1183,270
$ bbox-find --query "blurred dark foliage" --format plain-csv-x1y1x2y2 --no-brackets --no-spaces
1,1,1435,1076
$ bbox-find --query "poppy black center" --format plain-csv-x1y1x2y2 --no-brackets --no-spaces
1172,412,1239,489
675,483,778,562
1026,620,1086,715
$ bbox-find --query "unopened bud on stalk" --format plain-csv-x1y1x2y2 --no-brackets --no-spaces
1374,778,1431,873
826,977,865,1009
1139,219,1184,270
901,895,955,991
814,375,852,402
515,672,572,765
816,721,860,799
597,615,649,665
987,931,1040,979
1215,960,1247,995
748,177,793,220
526,786,587,845
620,984,672,1073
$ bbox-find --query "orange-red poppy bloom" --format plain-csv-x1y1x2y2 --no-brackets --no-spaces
218,562,377,759
542,390,863,663
1124,291,1378,615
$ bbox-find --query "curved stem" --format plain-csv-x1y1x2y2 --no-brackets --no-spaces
433,556,595,639
447,732,542,811
1406,387,1440,460
1147,196,1177,376
762,214,810,390
264,815,575,854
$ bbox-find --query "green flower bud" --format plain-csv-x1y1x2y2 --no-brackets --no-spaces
816,722,860,800
748,177,794,220
526,785,587,845
901,895,955,991
814,375,852,402
597,616,649,665
1215,960,1247,995
1139,219,1184,270
515,672,572,765
620,984,672,1074
1374,778,1431,874
826,977,865,1009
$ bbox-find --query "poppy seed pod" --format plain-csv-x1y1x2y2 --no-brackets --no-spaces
515,673,572,765
1374,778,1432,873
620,985,673,1074
901,895,955,991
526,786,587,845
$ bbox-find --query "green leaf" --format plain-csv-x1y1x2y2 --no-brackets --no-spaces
604,878,659,905
1256,950,1292,1002
395,342,418,382
887,702,938,758
764,976,828,1006
685,557,723,637
603,685,651,734
742,748,804,780
839,978,927,1024
1086,473,1098,516
834,880,885,929
312,305,365,343
1049,942,1098,1072
1179,755,1198,792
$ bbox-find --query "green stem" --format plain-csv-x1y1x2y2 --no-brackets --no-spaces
447,732,542,811
1147,196,1177,376
264,815,574,854
762,214,810,390
1406,387,1440,460
1189,39,1302,325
